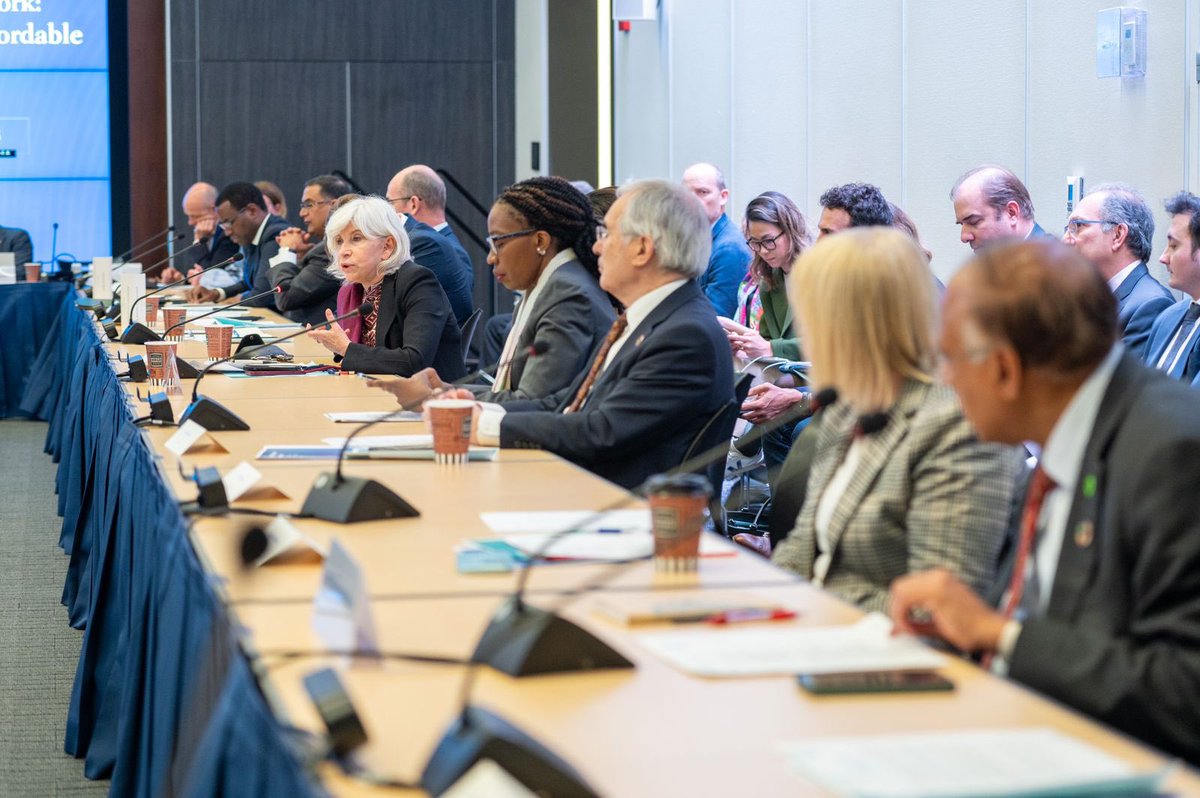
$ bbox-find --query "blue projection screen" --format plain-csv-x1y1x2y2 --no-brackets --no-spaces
0,1,111,264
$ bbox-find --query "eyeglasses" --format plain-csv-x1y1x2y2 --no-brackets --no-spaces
746,231,785,252
217,207,247,230
485,229,536,254
299,199,333,211
1063,219,1108,237
387,195,415,206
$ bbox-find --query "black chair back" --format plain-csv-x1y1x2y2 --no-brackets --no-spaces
459,308,483,359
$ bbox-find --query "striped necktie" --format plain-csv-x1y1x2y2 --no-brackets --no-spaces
564,313,628,414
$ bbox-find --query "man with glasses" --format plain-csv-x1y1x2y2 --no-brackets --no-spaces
187,181,289,306
1143,191,1200,385
951,165,1053,250
267,174,352,325
160,181,240,289
386,167,473,324
682,162,750,317
1062,184,1172,359
388,164,473,274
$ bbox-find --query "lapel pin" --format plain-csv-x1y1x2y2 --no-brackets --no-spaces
635,334,645,347
1074,520,1094,548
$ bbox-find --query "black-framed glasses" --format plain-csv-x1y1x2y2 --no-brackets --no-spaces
486,229,536,254
746,231,785,252
387,195,414,206
299,199,333,211
1063,219,1107,236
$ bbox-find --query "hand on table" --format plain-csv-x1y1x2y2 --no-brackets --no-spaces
740,382,806,424
306,308,351,357
888,568,1007,654
367,367,446,410
186,285,221,304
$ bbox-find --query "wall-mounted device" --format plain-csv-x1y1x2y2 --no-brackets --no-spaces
613,0,658,22
1097,7,1147,79
1066,176,1085,214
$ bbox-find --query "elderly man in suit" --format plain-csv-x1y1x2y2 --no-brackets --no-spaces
951,165,1052,250
890,239,1200,764
186,182,290,307
388,164,473,273
161,182,241,289
0,223,33,271
469,179,735,490
387,169,474,324
1143,191,1200,384
1063,183,1172,359
269,174,352,325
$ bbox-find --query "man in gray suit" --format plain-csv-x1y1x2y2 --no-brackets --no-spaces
269,174,351,325
951,165,1051,250
891,239,1200,764
0,224,33,270
1063,183,1172,359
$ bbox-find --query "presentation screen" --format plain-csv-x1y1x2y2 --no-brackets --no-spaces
0,1,111,265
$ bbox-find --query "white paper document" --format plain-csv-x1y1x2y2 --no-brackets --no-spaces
321,434,433,449
0,252,14,284
325,411,423,423
501,531,734,561
480,509,653,536
636,613,945,677
778,727,1170,798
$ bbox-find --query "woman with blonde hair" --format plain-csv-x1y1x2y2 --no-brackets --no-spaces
770,227,1020,613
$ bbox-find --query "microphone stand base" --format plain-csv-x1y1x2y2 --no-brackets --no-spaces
119,323,163,345
472,597,634,677
179,396,250,431
300,473,420,523
421,705,599,798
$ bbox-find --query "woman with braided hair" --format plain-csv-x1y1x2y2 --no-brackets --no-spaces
368,176,616,407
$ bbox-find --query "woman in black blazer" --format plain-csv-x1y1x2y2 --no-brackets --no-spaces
306,196,466,379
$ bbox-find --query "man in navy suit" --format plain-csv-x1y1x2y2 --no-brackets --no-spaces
1143,191,1200,385
186,182,289,307
389,164,474,272
1063,183,1172,359
892,239,1200,764
682,162,750,318
470,179,734,490
387,167,474,324
951,165,1052,251
0,224,33,270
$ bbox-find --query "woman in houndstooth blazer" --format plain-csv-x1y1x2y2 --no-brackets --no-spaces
771,228,1023,613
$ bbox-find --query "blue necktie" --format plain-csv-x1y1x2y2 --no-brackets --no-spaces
241,245,256,289
1159,303,1200,379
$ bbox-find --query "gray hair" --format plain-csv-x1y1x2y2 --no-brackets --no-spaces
324,195,411,281
616,180,711,279
1091,182,1154,263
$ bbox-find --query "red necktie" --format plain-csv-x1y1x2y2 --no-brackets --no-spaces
564,313,628,414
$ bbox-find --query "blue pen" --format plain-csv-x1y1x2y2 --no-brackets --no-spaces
596,527,622,534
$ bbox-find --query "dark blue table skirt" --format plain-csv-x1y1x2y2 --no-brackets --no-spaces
16,288,323,798
0,282,71,418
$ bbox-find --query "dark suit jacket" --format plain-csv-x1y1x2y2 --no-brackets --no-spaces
405,216,473,325
499,280,734,490
481,259,615,403
0,225,33,267
1114,262,1173,360
339,263,466,379
1141,297,1200,384
699,214,751,318
993,354,1200,763
181,226,240,275
268,240,340,326
224,214,291,306
439,224,475,279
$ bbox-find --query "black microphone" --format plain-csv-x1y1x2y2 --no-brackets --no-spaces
162,284,281,336
855,410,890,437
142,239,204,277
119,252,245,343
113,224,175,262
50,221,59,266
178,302,372,431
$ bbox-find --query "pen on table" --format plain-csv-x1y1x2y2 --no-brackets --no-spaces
356,372,379,380
707,608,797,625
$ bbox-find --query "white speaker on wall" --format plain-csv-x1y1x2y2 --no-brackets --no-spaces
613,0,657,22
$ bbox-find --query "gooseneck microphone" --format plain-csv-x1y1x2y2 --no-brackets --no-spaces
162,285,280,337
119,252,245,343
113,224,175,263
299,341,551,525
141,239,205,277
178,302,372,432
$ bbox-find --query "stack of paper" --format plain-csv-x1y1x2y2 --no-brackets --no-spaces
636,613,945,677
779,727,1169,797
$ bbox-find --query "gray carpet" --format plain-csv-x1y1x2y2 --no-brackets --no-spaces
0,419,109,796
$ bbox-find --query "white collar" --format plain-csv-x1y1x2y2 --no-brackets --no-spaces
251,214,271,247
622,279,688,333
1107,260,1141,291
1039,345,1123,492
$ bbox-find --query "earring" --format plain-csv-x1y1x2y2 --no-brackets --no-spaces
537,248,546,256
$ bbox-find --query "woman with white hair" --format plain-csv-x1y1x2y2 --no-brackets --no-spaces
306,196,466,378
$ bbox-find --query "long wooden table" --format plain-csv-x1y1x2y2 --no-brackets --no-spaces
111,311,1200,797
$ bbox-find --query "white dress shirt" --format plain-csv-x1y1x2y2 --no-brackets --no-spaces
811,437,866,587
214,215,271,301
1106,260,1140,292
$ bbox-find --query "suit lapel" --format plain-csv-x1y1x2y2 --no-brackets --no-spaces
1147,301,1187,365
588,282,696,396
819,381,926,556
762,284,793,339
790,405,855,577
1113,262,1146,303
1044,355,1140,619
375,271,399,346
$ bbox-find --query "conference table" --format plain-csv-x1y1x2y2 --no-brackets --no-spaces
6,282,1200,797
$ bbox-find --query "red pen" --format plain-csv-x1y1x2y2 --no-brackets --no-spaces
707,608,797,625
